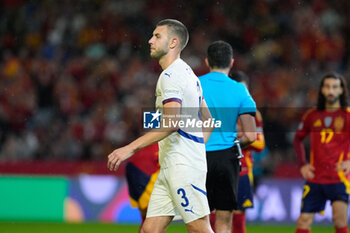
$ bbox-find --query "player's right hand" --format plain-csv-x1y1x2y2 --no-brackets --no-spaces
107,146,135,171
300,164,315,179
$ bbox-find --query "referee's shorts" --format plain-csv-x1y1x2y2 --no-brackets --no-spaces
206,145,241,211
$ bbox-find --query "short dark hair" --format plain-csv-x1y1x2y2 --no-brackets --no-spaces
157,19,189,51
317,71,348,110
229,70,250,86
207,40,233,69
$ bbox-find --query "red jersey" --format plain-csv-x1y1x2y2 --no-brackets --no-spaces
239,111,265,176
294,108,350,184
127,143,159,175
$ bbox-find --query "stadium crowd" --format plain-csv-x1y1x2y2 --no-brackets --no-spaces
1,0,350,176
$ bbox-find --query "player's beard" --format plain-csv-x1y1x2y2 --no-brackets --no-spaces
325,94,340,105
150,46,168,60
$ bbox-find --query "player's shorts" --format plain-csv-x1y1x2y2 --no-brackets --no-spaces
146,164,210,224
206,145,241,211
125,162,159,210
301,181,349,213
237,174,254,210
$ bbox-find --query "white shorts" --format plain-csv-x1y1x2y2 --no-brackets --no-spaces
146,164,210,224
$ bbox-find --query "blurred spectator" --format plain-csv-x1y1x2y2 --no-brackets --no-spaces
0,0,350,178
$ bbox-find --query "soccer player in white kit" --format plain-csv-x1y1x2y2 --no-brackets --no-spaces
107,19,214,233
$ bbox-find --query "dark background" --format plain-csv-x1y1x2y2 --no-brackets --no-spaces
1,0,349,177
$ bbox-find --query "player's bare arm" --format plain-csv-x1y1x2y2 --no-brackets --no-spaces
200,99,214,144
107,101,181,171
238,114,257,148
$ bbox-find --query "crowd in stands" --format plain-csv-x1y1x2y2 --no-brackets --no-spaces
1,0,349,176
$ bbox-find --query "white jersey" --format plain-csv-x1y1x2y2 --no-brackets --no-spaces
155,58,206,171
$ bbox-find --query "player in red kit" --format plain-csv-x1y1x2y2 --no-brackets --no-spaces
294,72,350,233
125,143,159,232
233,111,265,233
231,71,265,233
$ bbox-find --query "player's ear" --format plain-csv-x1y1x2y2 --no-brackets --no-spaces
229,58,234,69
169,37,178,49
205,58,209,68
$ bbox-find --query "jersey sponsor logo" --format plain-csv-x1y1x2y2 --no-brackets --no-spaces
313,119,322,127
143,111,161,129
324,117,332,127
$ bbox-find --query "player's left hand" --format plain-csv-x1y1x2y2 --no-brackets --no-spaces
336,160,350,174
107,145,135,171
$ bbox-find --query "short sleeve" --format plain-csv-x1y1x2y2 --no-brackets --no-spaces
238,85,257,116
159,73,184,105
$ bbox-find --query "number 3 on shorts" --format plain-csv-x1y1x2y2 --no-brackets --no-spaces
177,188,189,207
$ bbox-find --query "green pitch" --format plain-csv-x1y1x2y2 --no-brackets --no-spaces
0,222,335,233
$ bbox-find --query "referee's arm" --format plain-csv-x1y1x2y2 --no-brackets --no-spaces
238,113,257,148
107,101,181,171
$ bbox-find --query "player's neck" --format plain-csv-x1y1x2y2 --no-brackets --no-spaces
159,52,180,70
210,68,230,75
325,101,341,111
